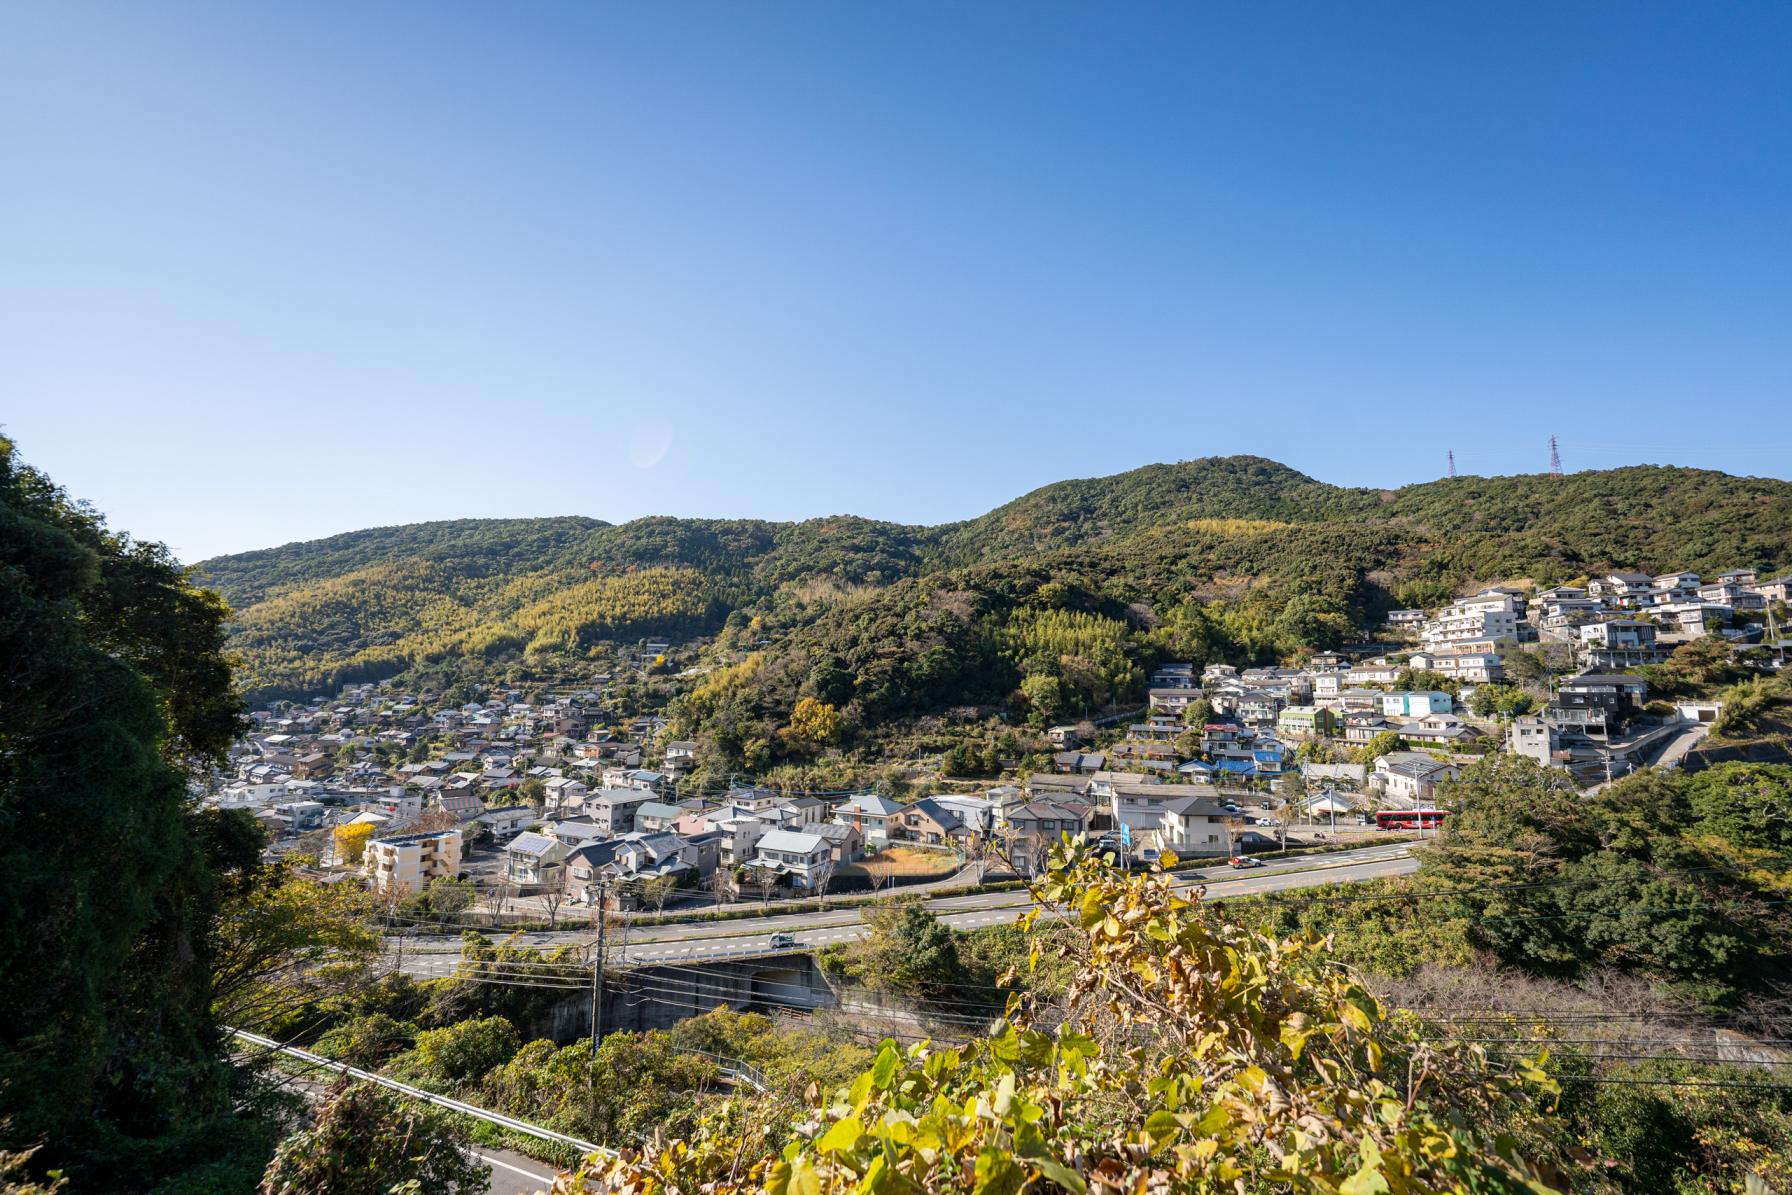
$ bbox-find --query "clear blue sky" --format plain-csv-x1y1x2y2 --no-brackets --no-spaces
3,1,1788,562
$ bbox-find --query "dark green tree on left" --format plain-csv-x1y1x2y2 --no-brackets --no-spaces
0,435,257,1190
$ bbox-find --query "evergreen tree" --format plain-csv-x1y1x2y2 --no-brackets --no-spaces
0,437,250,1187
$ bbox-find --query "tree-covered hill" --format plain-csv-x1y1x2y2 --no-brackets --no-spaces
926,455,1384,562
1378,466,1792,577
196,515,612,609
194,456,1792,704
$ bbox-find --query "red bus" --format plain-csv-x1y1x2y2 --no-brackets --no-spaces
1375,809,1447,831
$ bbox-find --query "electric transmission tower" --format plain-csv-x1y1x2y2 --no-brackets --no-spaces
1447,450,1456,478
1548,435,1562,477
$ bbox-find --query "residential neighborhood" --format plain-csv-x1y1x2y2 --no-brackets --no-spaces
201,562,1789,924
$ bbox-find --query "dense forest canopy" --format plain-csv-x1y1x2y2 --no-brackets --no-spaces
195,456,1792,709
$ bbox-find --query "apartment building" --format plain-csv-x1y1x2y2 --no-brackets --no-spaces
1380,690,1453,718
364,828,462,895
1404,651,1505,683
1422,603,1519,648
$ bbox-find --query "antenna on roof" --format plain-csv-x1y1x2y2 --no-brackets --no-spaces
1447,449,1456,478
1548,435,1562,477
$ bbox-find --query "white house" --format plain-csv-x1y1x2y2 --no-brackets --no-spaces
542,777,588,813
475,805,537,839
502,832,569,891
583,786,658,836
748,830,833,890
833,793,905,843
1370,752,1460,803
1157,795,1240,855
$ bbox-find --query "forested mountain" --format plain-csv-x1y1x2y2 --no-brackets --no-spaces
196,457,1792,719
927,455,1383,562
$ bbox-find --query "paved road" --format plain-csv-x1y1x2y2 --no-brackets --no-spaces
478,1147,561,1195
396,842,1420,977
1652,720,1710,770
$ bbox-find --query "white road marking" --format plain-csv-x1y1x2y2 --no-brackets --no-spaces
476,1152,557,1183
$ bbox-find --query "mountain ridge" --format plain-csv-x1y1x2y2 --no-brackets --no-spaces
194,456,1792,705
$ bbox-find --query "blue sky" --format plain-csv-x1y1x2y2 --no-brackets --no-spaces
3,1,1788,562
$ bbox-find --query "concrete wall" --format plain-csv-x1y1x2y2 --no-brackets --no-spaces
535,952,838,1043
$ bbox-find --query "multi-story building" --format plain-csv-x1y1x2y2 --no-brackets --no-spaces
1345,659,1403,686
501,832,568,891
1588,572,1654,601
1404,651,1505,683
1276,705,1338,740
364,828,462,895
1380,690,1454,718
1752,575,1792,604
583,785,659,836
1149,663,1198,690
1555,673,1650,731
1508,715,1562,768
1578,619,1655,649
1149,688,1203,715
1310,670,1348,700
1652,602,1732,638
1156,795,1243,855
747,830,834,890
1422,600,1520,648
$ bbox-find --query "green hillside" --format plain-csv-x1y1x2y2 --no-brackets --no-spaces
195,457,1792,708
928,455,1382,561
1379,466,1792,577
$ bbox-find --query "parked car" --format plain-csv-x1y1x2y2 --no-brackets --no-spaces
769,932,797,949
1229,855,1265,869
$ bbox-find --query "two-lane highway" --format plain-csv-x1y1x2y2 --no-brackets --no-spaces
395,842,1420,977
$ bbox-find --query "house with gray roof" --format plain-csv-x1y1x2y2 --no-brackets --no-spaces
502,832,568,891
833,793,905,843
748,829,834,890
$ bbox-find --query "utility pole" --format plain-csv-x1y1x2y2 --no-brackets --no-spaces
1548,435,1562,477
1447,449,1456,479
589,881,608,1057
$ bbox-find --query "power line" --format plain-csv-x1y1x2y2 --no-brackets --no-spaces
614,973,1005,1028
634,960,1010,1017
1478,1051,1792,1068
420,960,1002,1028
1548,1075,1792,1091
423,962,1785,1050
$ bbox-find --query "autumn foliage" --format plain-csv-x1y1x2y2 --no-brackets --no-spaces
557,843,1570,1194
333,821,376,864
